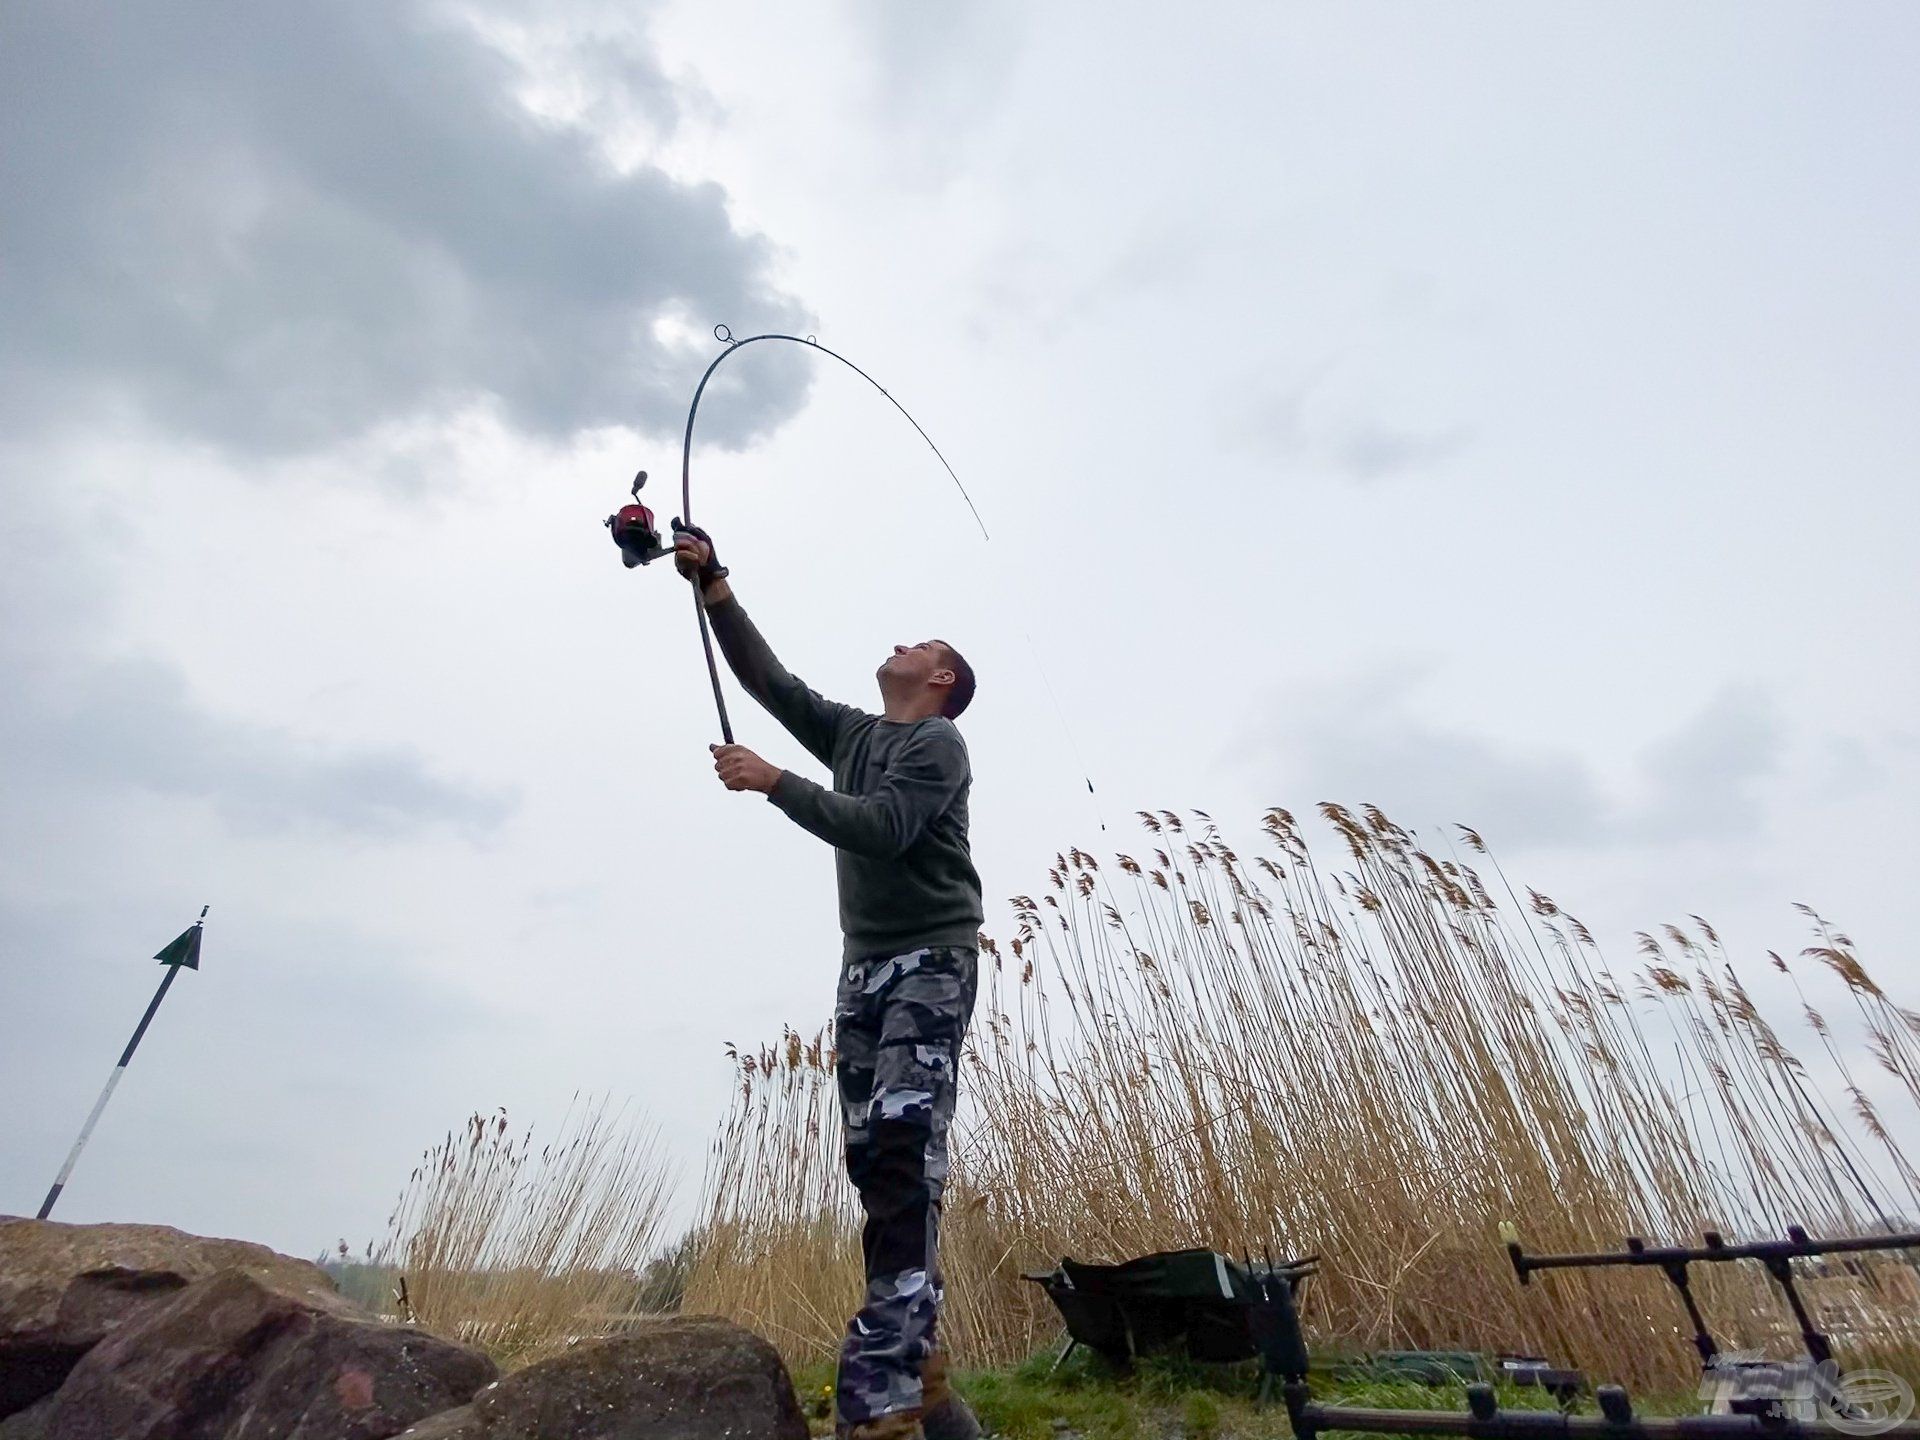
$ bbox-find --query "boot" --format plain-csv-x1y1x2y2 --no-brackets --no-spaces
840,1412,926,1440
922,1353,983,1440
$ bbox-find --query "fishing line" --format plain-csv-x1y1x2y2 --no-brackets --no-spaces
1020,626,1107,832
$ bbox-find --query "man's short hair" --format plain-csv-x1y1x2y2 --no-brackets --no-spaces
935,641,975,719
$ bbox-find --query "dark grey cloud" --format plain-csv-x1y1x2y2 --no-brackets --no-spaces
1632,683,1782,842
1,652,513,838
0,470,510,841
1231,379,1474,485
0,0,811,458
1252,670,1608,846
1241,670,1785,849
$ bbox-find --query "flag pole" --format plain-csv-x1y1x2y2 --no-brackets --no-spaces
37,906,208,1221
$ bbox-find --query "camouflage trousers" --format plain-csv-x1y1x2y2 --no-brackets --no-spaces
833,944,978,1426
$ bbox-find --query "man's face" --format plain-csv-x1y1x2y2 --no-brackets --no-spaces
877,639,951,688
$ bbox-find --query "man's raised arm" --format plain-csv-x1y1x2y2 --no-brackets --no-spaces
674,526,856,766
766,720,968,858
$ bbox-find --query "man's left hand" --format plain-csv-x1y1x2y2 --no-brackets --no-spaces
710,743,782,794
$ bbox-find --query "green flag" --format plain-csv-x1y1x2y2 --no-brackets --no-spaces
153,925,202,970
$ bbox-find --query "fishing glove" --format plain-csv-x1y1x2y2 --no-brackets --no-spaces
670,519,730,588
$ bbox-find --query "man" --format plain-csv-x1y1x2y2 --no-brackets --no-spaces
674,525,983,1440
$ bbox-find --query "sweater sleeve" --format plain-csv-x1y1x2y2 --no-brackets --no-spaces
704,594,861,767
768,721,969,858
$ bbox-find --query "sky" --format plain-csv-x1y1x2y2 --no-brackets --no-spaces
3,1,1917,1259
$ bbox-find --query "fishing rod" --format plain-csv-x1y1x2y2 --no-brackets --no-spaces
605,326,987,746
605,322,1113,838
606,324,1029,744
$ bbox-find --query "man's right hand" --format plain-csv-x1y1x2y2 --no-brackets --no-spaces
671,531,708,578
672,520,730,597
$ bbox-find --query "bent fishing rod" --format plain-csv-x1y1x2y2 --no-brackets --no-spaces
604,325,988,745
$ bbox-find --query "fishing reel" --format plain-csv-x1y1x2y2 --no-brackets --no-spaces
605,470,673,569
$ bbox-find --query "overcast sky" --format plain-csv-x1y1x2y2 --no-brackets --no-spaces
3,1,1916,1257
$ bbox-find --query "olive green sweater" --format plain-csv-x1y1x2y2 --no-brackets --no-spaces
706,594,983,962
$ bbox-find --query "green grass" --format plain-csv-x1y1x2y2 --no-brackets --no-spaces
791,1346,1708,1439
1182,1390,1225,1439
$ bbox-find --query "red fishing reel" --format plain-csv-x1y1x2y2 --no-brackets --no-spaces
606,470,672,568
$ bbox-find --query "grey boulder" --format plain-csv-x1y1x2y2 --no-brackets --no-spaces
393,1316,807,1440
0,1217,333,1417
26,1265,496,1439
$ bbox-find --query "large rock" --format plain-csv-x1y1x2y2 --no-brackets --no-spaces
385,1408,476,1440
0,1217,331,1416
0,1394,53,1440
392,1317,808,1440
27,1266,496,1440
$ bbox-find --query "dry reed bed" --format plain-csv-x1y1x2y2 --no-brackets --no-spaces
683,804,1920,1392
378,1095,673,1366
